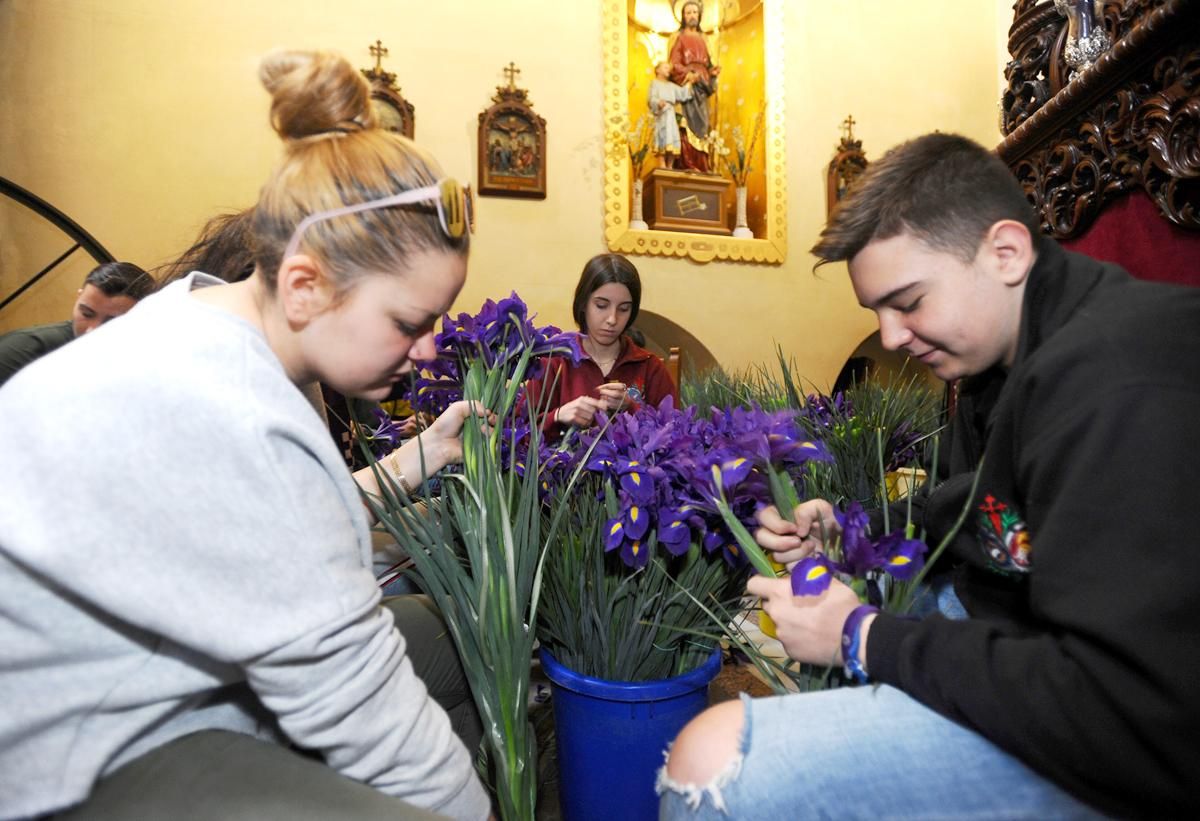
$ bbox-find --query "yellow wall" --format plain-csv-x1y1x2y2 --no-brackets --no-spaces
0,0,1008,390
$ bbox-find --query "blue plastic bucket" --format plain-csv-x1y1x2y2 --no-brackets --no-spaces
540,647,722,821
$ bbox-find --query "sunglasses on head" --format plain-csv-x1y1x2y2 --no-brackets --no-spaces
282,177,473,261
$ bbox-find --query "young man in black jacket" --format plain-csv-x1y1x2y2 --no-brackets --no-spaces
659,132,1200,820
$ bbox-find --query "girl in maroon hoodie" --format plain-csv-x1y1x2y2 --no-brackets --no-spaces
528,254,678,437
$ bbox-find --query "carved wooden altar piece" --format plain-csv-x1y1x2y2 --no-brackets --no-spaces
997,0,1199,240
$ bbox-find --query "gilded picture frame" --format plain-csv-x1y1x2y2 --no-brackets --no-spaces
604,0,786,264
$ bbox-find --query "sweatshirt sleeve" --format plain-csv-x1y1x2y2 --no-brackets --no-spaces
867,377,1200,815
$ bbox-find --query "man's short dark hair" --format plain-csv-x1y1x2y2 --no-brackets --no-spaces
84,261,154,301
811,133,1041,266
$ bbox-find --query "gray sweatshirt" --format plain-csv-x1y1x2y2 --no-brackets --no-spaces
0,274,488,820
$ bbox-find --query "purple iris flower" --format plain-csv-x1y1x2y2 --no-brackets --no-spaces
872,531,927,580
801,391,854,431
886,420,924,471
617,459,655,502
364,407,406,459
432,292,581,397
412,376,462,416
790,555,837,596
787,500,930,597
622,500,651,540
657,509,692,556
834,502,878,576
604,516,627,551
620,536,652,569
540,329,585,366
715,456,754,489
545,396,837,573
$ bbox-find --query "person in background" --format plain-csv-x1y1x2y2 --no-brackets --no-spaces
658,132,1200,819
527,253,678,437
0,49,491,820
0,261,153,387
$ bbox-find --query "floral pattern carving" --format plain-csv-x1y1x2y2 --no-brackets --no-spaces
998,0,1199,237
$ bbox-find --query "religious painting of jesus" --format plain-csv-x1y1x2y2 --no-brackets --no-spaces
477,63,547,199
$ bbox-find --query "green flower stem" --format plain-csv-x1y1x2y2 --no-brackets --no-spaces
710,471,778,580
876,426,890,533
896,455,984,615
767,464,800,523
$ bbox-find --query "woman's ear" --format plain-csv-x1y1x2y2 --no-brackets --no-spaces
983,220,1036,287
276,256,334,326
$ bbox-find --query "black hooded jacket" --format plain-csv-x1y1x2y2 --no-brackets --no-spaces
870,241,1200,818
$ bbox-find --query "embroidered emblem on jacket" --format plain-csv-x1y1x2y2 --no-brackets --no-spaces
976,493,1032,572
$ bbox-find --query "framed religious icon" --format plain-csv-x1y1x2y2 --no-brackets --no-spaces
826,115,868,216
604,0,786,264
360,40,415,139
477,62,547,199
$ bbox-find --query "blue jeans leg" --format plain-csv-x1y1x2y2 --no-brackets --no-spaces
659,578,1108,820
658,686,1109,820
905,571,968,620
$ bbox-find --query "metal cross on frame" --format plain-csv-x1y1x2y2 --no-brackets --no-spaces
370,40,389,73
503,61,522,89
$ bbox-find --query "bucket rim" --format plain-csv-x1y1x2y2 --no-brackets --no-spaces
539,646,723,702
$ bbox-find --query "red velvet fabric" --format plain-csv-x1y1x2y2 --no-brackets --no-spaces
1058,191,1200,287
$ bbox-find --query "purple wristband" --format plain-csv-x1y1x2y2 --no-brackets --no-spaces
841,604,880,683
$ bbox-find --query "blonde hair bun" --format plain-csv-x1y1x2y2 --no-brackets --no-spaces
259,49,375,141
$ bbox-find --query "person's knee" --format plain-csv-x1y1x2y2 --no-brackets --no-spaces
664,699,744,785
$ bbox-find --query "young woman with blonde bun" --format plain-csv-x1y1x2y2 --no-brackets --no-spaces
0,50,491,820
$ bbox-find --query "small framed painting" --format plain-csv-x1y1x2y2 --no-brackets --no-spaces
477,63,546,199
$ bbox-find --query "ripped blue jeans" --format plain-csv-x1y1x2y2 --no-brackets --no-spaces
657,579,1109,820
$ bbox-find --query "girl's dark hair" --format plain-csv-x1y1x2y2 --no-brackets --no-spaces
571,253,642,333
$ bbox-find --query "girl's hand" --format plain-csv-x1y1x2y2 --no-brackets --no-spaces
595,382,627,412
354,401,493,517
554,396,606,428
397,412,435,438
419,400,495,469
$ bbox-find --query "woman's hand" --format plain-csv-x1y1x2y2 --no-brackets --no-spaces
595,382,627,412
554,396,606,428
397,412,435,438
755,499,838,568
746,574,861,666
354,401,493,522
417,400,495,470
